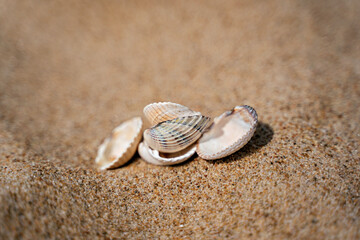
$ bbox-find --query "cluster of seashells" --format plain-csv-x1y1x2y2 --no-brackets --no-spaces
95,102,258,170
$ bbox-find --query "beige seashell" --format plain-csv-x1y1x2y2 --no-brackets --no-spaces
138,141,196,165
95,117,143,170
196,105,258,160
143,102,201,125
143,115,211,153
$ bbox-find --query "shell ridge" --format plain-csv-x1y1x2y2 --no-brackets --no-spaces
151,117,192,151
144,115,211,153
151,116,207,146
143,102,201,125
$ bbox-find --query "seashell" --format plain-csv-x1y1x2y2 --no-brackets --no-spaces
95,117,143,170
196,105,258,160
143,115,211,153
143,102,201,125
138,141,196,165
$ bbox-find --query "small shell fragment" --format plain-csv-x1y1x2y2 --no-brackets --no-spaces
95,117,143,170
138,141,196,165
196,105,258,160
143,102,201,125
143,115,211,153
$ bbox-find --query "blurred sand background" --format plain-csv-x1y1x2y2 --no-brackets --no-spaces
0,0,359,239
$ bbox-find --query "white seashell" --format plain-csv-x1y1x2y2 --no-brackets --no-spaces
143,102,201,125
196,105,258,160
143,115,211,153
138,141,196,165
95,117,143,170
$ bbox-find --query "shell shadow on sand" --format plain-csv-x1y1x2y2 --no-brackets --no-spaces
208,121,274,164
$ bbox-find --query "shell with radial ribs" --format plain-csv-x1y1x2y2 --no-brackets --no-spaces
143,102,201,125
196,105,258,160
138,141,196,165
95,117,143,170
143,115,211,153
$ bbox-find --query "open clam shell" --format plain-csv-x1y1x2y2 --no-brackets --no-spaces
196,105,258,160
144,115,211,153
138,141,196,165
95,117,143,170
143,102,201,125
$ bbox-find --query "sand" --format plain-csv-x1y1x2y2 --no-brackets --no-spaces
0,0,359,239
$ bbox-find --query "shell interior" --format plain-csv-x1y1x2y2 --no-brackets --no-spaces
196,105,258,160
138,141,196,165
143,102,201,125
144,115,211,153
95,117,143,170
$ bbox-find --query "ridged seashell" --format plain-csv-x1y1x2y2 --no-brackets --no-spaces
143,102,201,125
95,117,143,170
196,105,258,160
138,141,196,165
143,115,211,153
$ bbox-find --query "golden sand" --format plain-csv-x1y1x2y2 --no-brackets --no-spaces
0,0,359,238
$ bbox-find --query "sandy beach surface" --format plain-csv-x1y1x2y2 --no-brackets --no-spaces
1,0,359,239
